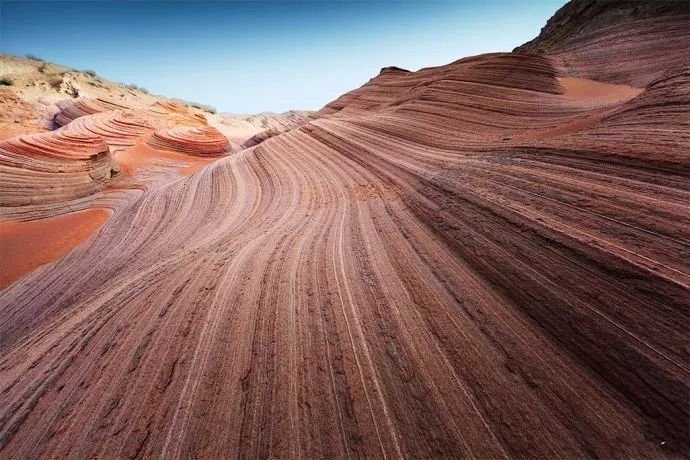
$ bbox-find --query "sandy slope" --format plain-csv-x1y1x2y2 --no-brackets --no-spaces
0,1,688,458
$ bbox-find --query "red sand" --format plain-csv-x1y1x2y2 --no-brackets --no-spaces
517,77,642,139
0,208,111,288
117,141,216,176
558,76,642,101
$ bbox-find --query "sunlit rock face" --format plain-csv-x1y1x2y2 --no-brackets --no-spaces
53,97,130,127
0,130,118,206
145,125,231,157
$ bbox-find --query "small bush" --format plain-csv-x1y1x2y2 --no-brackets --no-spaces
189,102,216,114
83,69,97,77
0,77,13,86
124,83,148,93
26,54,44,61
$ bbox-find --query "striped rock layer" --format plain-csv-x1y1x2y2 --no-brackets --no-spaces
0,130,118,206
53,98,129,127
148,100,190,115
60,109,163,150
59,103,213,152
0,2,688,459
144,125,230,157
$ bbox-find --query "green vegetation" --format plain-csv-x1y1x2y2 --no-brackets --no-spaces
84,69,98,77
0,77,13,86
25,54,44,61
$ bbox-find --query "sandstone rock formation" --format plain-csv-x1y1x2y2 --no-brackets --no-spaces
53,97,130,127
0,53,294,147
0,1,688,458
144,125,230,157
0,130,118,206
59,109,161,150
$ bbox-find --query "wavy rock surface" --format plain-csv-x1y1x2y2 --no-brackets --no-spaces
148,100,191,115
53,98,130,127
60,109,163,150
0,2,688,458
144,125,230,157
0,130,118,206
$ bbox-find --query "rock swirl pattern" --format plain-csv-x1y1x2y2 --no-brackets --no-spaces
59,109,162,151
0,1,688,458
144,125,231,157
53,98,130,127
0,130,118,206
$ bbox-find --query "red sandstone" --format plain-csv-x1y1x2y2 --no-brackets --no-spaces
0,1,688,458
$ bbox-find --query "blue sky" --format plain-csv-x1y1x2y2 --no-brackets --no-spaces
1,0,565,113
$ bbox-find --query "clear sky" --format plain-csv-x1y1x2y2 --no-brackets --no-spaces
1,0,565,113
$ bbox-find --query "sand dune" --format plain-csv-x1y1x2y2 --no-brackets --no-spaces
0,0,688,458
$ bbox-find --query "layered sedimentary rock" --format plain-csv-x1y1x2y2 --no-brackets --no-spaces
523,67,690,166
53,97,130,127
144,125,230,157
0,130,118,206
516,0,689,87
0,1,688,459
60,109,162,150
58,101,216,152
148,100,190,115
516,0,689,53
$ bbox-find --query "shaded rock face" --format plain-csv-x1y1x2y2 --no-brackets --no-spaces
516,0,689,53
0,130,118,206
514,1,689,87
379,65,411,74
0,2,689,459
